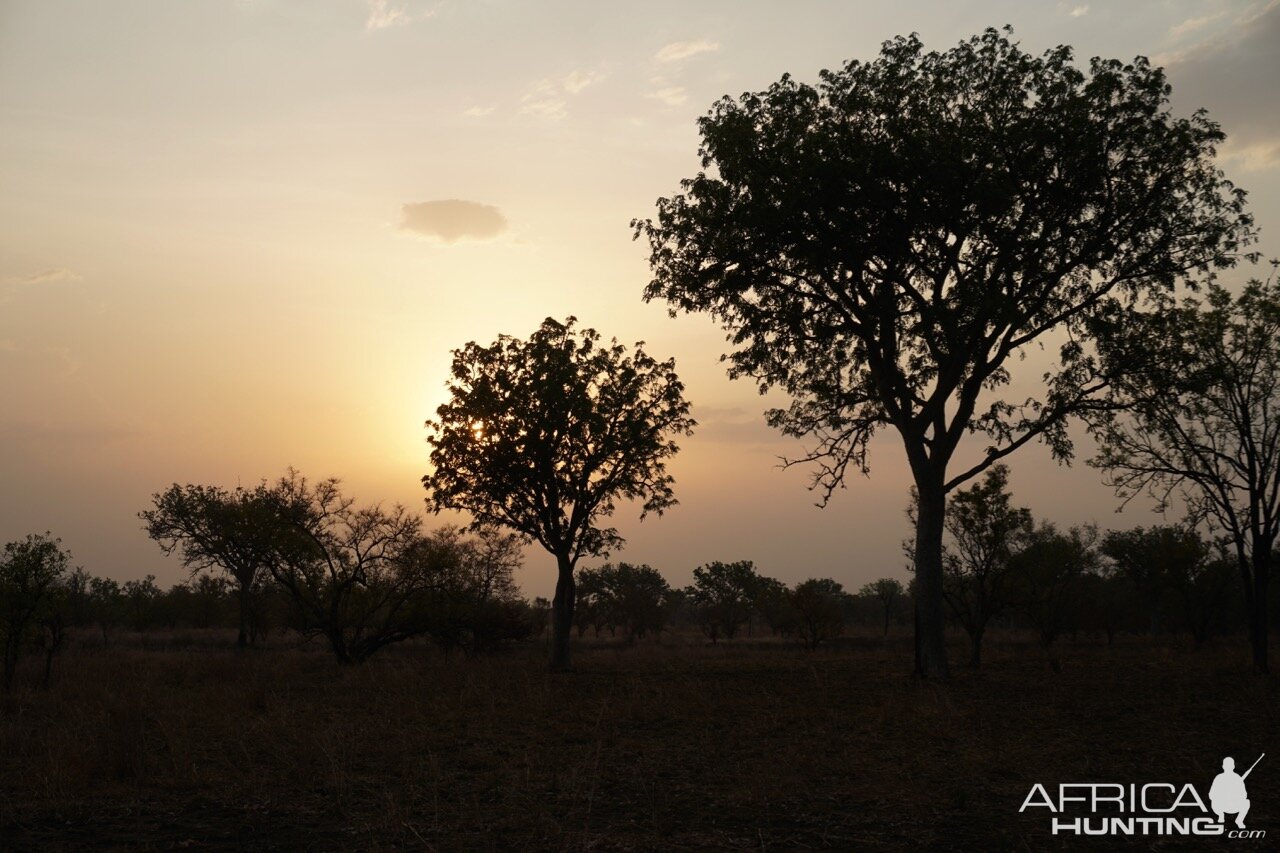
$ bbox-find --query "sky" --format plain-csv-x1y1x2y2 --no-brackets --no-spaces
1,0,1278,598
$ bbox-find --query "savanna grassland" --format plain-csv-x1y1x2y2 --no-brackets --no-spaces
2,633,1276,851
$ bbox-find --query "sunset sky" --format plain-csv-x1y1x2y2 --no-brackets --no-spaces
2,0,1277,597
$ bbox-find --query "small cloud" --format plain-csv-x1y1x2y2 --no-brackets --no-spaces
400,200,507,243
647,87,688,106
693,406,781,446
5,268,80,286
365,0,437,31
519,70,603,120
655,39,719,64
463,105,495,117
562,69,603,94
1222,139,1280,172
366,0,409,30
1068,5,1089,17
520,83,567,120
1170,12,1225,39
1,268,81,306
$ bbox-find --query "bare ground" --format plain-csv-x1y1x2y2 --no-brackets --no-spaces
1,632,1276,851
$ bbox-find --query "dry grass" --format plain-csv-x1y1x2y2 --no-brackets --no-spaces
1,632,1276,850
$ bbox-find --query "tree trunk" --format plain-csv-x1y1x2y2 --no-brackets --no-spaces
42,625,63,689
237,582,251,649
968,626,983,668
2,640,17,692
550,552,575,672
913,476,951,679
1251,550,1270,674
327,629,353,664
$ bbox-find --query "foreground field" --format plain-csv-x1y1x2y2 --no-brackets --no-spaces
1,633,1276,850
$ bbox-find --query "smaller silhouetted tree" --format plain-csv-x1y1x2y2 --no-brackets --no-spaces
35,567,92,688
142,483,282,648
1168,546,1237,648
1,533,72,691
421,525,532,655
424,317,695,671
791,578,849,649
686,561,767,642
1011,523,1097,667
1076,566,1135,647
573,568,609,638
1090,265,1280,672
931,465,1032,666
262,471,441,664
588,563,672,643
122,575,163,632
755,576,798,638
1101,525,1203,636
87,576,123,644
860,578,904,636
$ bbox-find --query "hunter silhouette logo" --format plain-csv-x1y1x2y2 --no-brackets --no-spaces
1020,754,1267,839
1211,754,1263,829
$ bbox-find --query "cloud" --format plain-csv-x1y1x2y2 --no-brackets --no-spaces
655,39,719,63
365,0,438,31
463,105,495,117
365,0,408,30
647,86,688,106
1,267,81,306
400,200,507,243
1161,0,1280,171
519,70,603,120
1068,5,1089,17
1169,12,1225,39
520,81,567,120
562,70,603,94
4,268,80,286
693,406,784,446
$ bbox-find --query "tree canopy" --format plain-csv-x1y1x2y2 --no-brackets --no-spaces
1090,265,1280,671
634,27,1254,677
1,533,72,691
141,483,280,648
423,316,695,670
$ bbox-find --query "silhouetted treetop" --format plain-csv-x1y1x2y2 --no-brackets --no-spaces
423,316,695,670
636,27,1253,498
423,317,695,563
634,26,1255,679
1090,263,1280,672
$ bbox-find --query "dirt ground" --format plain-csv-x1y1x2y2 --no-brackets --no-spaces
1,631,1276,850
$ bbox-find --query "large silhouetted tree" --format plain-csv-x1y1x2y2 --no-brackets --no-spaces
141,483,279,648
634,27,1253,677
1090,267,1280,672
423,317,695,671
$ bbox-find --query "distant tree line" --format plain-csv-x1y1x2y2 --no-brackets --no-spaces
4,496,1277,690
